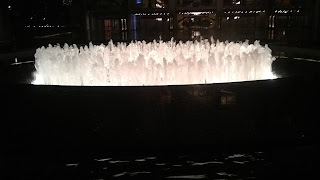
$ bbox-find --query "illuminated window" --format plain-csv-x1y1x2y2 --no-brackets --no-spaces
121,19,127,30
104,19,111,41
156,0,167,8
224,0,241,6
136,0,142,4
233,0,241,5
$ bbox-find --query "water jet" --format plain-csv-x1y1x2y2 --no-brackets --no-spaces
32,39,276,86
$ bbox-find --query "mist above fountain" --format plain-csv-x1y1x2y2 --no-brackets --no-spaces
32,38,276,86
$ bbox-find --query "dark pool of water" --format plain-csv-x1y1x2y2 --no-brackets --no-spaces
62,152,267,179
2,146,317,180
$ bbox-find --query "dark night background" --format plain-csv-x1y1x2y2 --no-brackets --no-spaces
1,0,320,51
1,0,320,179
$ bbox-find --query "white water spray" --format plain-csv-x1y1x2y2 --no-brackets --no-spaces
32,38,276,86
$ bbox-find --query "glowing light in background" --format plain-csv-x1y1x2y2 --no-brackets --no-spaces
234,16,240,20
32,38,277,86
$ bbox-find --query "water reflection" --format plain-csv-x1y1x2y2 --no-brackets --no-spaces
63,152,268,179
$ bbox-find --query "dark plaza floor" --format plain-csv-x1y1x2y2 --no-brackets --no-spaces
0,44,320,179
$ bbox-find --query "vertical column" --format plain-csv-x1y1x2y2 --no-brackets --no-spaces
313,0,319,41
127,0,133,41
128,0,138,40
97,19,103,41
90,13,98,42
169,0,177,38
265,0,272,25
148,0,152,8
0,6,4,41
81,0,90,42
265,0,273,40
87,12,92,42
217,0,223,29
127,0,133,32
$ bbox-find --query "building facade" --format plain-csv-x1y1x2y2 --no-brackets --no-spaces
80,0,320,43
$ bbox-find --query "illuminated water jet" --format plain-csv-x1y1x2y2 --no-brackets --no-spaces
32,38,276,86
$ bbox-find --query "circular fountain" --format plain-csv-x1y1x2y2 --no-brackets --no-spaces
1,38,319,152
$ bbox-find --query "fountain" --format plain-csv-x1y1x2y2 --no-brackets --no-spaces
32,38,276,86
3,38,318,153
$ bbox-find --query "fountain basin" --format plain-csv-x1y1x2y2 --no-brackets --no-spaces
1,75,319,153
1,45,320,152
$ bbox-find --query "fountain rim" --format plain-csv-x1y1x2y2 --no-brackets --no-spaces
22,78,279,88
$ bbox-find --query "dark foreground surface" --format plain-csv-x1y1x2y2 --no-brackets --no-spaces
2,147,319,179
0,58,319,179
